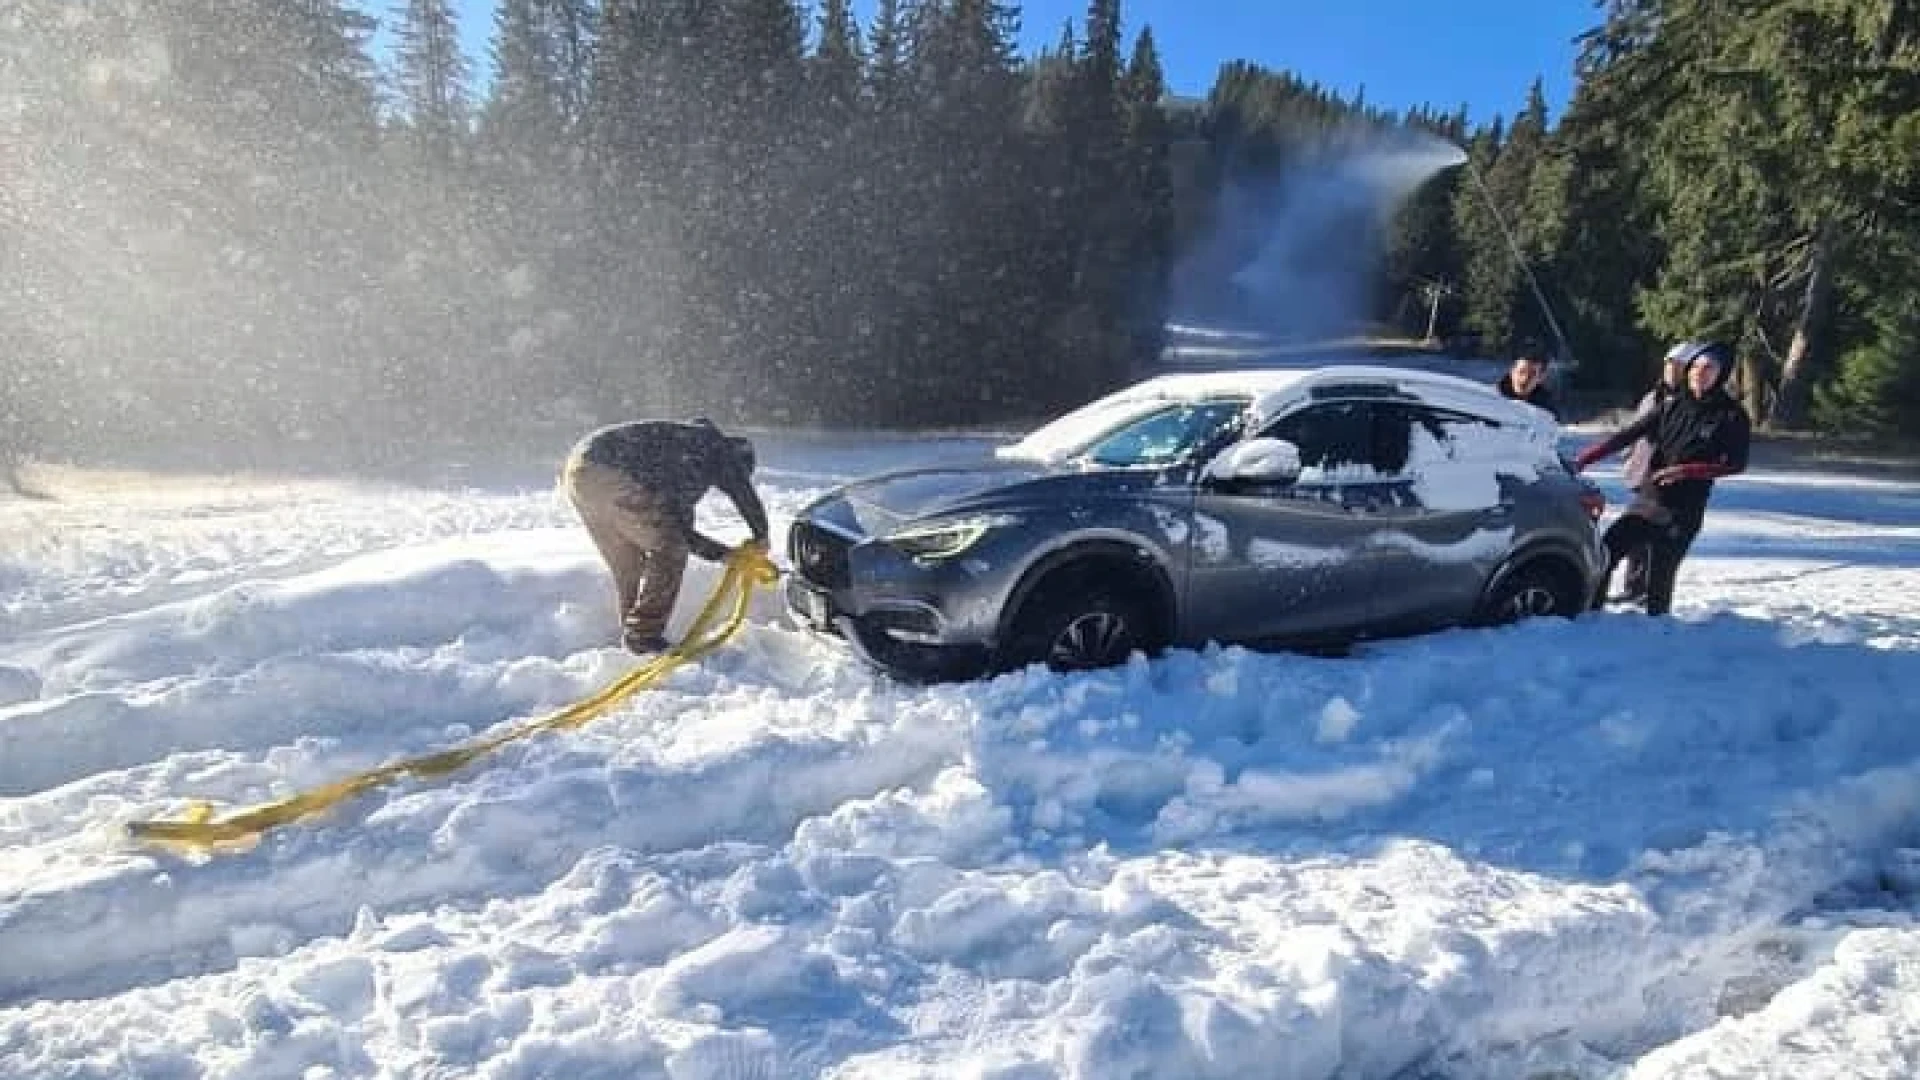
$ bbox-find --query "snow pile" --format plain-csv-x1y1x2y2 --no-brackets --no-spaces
1,433,1917,1077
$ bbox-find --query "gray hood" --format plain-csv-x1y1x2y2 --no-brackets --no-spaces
835,463,1056,529
810,461,1171,539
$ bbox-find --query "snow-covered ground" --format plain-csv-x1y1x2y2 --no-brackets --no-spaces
3,427,1918,1078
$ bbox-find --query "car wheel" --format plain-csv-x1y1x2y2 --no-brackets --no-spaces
1004,585,1153,674
1478,559,1585,626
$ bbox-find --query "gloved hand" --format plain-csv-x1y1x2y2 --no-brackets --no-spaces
688,534,730,562
1653,463,1726,486
728,537,782,582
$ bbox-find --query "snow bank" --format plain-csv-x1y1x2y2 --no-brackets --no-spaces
2,434,1917,1078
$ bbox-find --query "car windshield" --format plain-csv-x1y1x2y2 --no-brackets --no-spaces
997,393,1171,463
1080,400,1248,467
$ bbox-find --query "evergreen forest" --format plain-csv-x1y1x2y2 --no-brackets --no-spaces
4,0,1917,468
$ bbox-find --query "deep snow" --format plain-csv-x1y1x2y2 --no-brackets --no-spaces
2,423,1918,1078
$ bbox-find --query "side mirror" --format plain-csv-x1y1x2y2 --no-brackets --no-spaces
1202,437,1303,487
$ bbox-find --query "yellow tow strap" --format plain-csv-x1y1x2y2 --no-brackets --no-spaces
126,544,781,857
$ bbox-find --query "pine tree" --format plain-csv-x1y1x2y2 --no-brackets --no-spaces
1020,22,1078,136
1119,26,1176,369
1496,79,1565,356
866,0,912,115
1631,0,1920,428
586,0,683,185
897,0,1032,415
390,0,474,156
701,0,805,145
155,0,381,152
547,0,597,126
706,0,808,416
1532,8,1668,391
485,0,564,150
1815,295,1920,437
1049,0,1134,389
813,0,865,117
1079,0,1124,136
1452,121,1520,350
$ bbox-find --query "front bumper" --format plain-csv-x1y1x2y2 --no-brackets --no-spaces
784,519,1000,678
786,572,948,645
786,575,990,680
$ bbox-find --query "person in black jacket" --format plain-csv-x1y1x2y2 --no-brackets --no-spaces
1613,341,1695,602
561,417,770,654
1573,341,1751,616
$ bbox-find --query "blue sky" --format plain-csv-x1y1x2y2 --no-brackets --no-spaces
446,1,1594,127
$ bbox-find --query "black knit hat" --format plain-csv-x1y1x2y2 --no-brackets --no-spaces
1681,341,1736,392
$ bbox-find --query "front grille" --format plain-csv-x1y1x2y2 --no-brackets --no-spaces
789,520,852,589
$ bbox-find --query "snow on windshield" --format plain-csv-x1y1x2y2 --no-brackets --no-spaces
996,393,1165,463
998,372,1291,464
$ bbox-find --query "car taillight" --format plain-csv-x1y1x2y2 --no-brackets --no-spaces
1579,489,1606,522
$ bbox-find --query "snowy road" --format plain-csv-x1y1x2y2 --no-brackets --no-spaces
2,434,1917,1078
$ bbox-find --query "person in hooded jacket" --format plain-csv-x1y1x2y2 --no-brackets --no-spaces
561,417,770,654
1613,341,1696,602
1573,340,1750,616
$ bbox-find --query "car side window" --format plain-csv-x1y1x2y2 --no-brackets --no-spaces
1370,405,1415,476
1265,403,1488,479
1260,402,1374,474
1085,401,1246,467
1398,405,1504,466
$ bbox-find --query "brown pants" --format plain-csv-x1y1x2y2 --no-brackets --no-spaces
561,456,689,642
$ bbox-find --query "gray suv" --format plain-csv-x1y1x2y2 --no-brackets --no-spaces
784,366,1607,681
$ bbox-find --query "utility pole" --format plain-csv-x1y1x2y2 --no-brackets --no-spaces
1418,277,1455,344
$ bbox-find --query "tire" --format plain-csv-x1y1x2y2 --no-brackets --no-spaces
1002,582,1156,674
1477,558,1586,627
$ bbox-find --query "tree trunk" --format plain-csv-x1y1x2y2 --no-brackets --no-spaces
1770,221,1835,430
1738,347,1768,421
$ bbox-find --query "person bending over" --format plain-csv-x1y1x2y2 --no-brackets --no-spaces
561,417,770,654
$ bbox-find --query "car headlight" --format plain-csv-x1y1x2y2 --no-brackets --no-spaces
882,514,1020,561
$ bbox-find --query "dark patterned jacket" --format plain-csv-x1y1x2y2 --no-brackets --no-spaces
576,419,770,561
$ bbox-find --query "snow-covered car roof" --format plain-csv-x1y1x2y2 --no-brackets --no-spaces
998,365,1558,464
1247,364,1560,438
996,370,1308,462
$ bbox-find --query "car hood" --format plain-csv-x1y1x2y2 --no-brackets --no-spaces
806,461,1163,538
